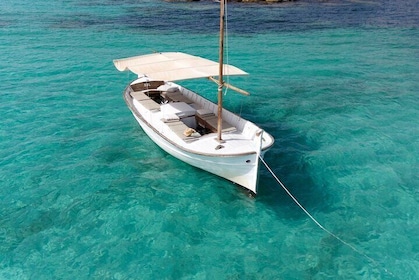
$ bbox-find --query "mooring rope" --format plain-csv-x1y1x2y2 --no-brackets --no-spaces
259,156,396,278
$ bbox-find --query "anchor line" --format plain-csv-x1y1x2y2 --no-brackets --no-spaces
259,156,396,279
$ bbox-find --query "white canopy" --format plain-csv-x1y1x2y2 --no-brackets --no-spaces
113,52,248,81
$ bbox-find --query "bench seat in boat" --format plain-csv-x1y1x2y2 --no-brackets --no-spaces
195,110,236,133
165,121,200,142
131,91,161,111
162,90,193,104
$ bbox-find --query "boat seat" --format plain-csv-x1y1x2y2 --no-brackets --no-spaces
161,113,180,123
131,91,151,101
165,121,200,142
138,99,161,111
196,108,214,117
131,92,160,111
195,112,236,133
162,90,193,104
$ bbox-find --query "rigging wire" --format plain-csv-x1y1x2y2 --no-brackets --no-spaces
223,0,230,97
259,156,397,279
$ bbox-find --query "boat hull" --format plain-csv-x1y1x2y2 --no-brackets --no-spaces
119,76,274,195
132,114,261,194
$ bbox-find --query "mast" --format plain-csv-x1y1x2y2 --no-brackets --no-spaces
216,0,226,142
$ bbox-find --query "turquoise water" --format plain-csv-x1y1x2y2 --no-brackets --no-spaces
1,0,418,279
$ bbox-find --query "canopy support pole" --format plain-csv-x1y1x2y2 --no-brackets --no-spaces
216,0,226,143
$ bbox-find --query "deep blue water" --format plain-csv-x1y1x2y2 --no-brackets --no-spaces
0,0,418,279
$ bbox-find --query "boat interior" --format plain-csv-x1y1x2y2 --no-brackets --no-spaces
129,80,238,140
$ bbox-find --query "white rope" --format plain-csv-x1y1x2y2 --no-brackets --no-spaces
259,156,396,278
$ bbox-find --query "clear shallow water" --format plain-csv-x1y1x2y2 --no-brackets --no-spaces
0,0,418,279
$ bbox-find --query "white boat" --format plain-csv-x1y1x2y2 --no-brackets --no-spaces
113,1,274,195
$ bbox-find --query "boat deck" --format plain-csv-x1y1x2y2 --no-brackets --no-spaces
127,80,274,156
